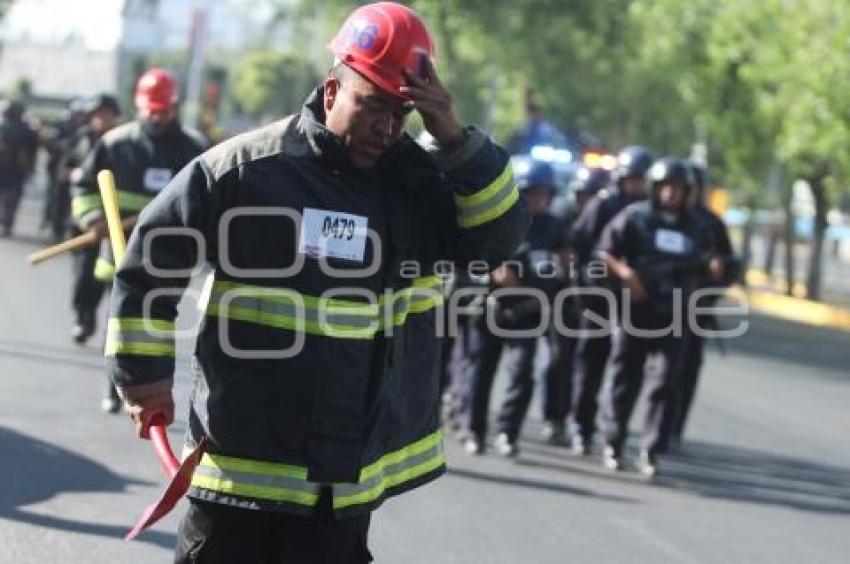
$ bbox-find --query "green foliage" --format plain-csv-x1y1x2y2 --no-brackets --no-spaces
231,50,320,119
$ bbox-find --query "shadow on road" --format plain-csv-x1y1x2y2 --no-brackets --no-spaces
0,425,175,549
447,464,635,504
657,439,850,516
723,312,849,376
516,436,850,516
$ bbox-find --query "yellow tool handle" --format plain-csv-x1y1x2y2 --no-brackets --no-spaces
97,170,127,264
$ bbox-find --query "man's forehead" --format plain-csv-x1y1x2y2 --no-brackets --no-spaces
345,68,404,106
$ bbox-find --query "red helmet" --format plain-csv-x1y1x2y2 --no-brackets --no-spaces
135,68,179,112
328,2,435,99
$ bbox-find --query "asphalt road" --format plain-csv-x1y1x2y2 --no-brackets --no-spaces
1,197,849,563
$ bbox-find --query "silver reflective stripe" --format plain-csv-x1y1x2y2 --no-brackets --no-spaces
455,174,516,220
333,441,444,499
193,464,320,495
212,292,376,329
105,329,171,346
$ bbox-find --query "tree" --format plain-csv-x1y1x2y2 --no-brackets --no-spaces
231,50,320,120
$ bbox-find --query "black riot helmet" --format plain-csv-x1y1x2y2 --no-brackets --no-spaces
83,93,122,117
568,166,610,196
614,145,654,181
647,156,691,210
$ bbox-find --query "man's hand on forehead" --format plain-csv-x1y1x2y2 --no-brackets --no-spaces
399,57,464,148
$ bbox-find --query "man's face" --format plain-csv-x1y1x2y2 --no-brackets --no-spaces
90,108,118,135
323,70,410,169
657,182,687,212
524,185,554,213
621,176,647,198
138,105,177,136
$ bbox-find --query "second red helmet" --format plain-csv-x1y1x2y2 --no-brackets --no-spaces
328,2,435,99
135,68,180,112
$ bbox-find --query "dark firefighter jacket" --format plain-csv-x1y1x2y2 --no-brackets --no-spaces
71,120,207,280
106,89,527,518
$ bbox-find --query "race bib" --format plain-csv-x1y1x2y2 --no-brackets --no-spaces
655,228,686,254
298,208,368,262
143,168,173,192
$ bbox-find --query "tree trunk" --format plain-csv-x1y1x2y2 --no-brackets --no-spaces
806,174,829,301
782,187,796,297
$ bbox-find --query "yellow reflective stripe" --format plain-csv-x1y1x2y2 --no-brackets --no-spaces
457,184,519,229
199,452,308,479
206,304,378,340
359,430,443,481
212,281,379,316
71,193,102,219
94,257,115,281
190,475,320,506
107,317,175,333
333,430,446,510
117,190,153,212
105,317,175,357
104,342,175,356
453,164,513,207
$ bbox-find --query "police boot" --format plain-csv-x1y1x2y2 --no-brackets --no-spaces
541,420,569,447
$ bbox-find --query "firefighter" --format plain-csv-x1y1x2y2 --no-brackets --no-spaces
672,162,737,444
596,157,719,476
568,145,653,454
461,160,565,456
106,3,526,562
71,69,207,413
0,99,39,237
539,165,609,445
67,94,122,344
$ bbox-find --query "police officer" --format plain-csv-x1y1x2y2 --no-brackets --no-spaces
71,69,207,412
67,94,122,344
462,161,565,456
0,99,38,237
568,145,653,454
539,165,609,444
596,157,719,475
42,98,88,242
672,162,737,444
106,3,526,562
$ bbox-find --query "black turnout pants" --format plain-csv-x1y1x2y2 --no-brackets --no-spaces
175,494,372,564
601,315,685,456
71,237,106,317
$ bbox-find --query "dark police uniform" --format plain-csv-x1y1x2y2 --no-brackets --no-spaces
107,89,526,559
0,104,38,236
597,199,711,460
673,203,735,440
464,210,566,451
568,186,644,446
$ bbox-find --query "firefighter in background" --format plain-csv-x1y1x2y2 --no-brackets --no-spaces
71,69,206,412
596,157,720,476
67,94,122,344
672,161,737,445
0,99,39,237
462,161,566,456
568,145,653,455
539,165,609,445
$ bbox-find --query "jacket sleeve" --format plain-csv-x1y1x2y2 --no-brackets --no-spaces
70,140,108,229
105,158,216,392
421,126,528,267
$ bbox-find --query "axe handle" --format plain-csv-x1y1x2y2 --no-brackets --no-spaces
27,216,137,265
